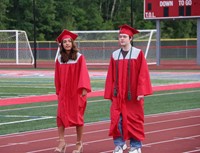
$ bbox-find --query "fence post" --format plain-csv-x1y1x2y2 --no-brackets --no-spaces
156,20,161,66
186,39,188,59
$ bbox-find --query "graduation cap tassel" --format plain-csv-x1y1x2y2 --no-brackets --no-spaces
128,91,132,101
113,88,117,97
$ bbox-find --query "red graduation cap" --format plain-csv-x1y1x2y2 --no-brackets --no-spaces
119,24,139,37
56,29,78,43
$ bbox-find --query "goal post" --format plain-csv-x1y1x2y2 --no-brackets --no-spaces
55,29,157,65
0,30,34,65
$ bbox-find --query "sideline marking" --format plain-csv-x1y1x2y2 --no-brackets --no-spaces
0,116,54,126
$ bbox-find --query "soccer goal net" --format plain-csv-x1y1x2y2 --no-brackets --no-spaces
55,29,157,65
0,30,34,65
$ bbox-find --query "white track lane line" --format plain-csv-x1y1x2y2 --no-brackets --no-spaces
0,120,109,138
0,128,109,148
0,109,199,138
0,110,199,152
1,123,199,152
183,149,200,153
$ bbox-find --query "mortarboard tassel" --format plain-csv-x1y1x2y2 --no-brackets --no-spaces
128,91,131,101
113,88,117,97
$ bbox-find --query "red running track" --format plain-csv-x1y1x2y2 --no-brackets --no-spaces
0,109,199,153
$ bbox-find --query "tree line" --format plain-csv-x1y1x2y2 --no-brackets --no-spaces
0,0,197,41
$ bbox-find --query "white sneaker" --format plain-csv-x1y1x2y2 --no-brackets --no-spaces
122,144,127,150
128,147,142,153
113,146,123,153
113,144,127,153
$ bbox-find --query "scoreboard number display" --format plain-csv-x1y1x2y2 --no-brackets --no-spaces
144,0,200,19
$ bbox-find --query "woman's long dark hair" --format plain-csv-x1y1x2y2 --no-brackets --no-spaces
60,39,79,63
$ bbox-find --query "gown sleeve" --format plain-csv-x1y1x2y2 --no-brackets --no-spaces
104,56,114,100
77,55,91,93
137,51,153,96
54,59,61,95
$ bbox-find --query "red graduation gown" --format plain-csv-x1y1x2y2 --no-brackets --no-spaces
104,47,152,141
55,53,91,127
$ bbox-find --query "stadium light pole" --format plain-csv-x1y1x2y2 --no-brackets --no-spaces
130,0,134,46
33,0,37,68
131,0,134,27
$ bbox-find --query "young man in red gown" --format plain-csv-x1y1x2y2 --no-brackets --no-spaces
104,24,153,153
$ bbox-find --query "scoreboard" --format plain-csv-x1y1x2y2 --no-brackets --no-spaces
144,0,200,19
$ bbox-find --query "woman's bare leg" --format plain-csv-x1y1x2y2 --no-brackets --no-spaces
58,126,65,140
72,125,84,153
76,125,83,142
55,126,66,152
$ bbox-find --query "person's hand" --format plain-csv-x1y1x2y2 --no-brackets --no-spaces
137,95,144,101
82,88,87,96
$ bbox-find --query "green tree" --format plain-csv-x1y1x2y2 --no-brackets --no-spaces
1,0,197,40
7,0,33,38
161,19,197,38
35,0,57,40
0,0,10,29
